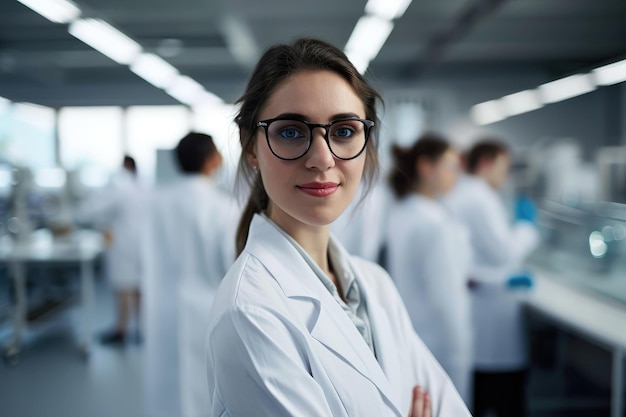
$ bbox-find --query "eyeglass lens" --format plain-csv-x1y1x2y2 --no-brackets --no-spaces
265,119,368,160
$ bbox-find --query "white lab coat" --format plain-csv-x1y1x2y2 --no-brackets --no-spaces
142,175,239,417
385,194,473,403
445,176,539,370
205,214,471,417
82,170,147,290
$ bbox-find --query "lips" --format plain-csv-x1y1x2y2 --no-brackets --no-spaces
297,182,340,197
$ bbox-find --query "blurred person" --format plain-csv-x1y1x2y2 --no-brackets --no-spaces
82,155,146,345
445,139,539,417
142,133,239,417
385,134,473,404
205,37,470,417
331,181,389,263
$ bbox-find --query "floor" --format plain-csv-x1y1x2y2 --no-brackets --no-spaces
0,273,144,417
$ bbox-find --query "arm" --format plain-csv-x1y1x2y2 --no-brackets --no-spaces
206,306,335,417
469,193,539,270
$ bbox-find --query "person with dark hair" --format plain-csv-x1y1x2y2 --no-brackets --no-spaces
445,138,539,417
204,38,470,417
385,133,473,405
142,132,238,417
82,155,146,345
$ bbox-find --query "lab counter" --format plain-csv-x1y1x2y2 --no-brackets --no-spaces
0,229,104,364
522,270,626,417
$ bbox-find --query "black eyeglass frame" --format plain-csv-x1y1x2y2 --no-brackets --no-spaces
256,117,375,161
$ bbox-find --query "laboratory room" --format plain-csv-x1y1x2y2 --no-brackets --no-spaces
1,0,626,416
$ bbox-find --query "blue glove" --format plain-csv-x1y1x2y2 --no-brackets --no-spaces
515,195,537,223
507,272,534,290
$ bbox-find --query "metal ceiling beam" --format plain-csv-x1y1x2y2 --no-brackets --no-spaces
404,0,509,80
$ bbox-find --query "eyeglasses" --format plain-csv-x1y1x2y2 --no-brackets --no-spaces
256,117,374,161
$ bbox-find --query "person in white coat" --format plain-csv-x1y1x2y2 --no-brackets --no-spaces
204,38,470,417
385,134,473,404
142,133,238,417
82,155,146,344
445,139,539,417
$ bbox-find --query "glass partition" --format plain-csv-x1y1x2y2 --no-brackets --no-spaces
520,140,626,306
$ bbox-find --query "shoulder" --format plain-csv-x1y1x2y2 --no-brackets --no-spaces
209,251,286,327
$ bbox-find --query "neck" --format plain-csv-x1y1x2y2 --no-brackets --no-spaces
266,208,334,280
293,226,332,275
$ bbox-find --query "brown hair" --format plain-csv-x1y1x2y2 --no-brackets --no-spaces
233,37,383,255
465,139,509,174
388,133,451,199
175,132,218,173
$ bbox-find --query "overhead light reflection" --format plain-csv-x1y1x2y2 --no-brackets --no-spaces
538,74,596,104
589,231,608,258
344,15,394,74
592,59,626,86
365,0,413,20
470,100,505,126
166,75,205,106
17,0,80,24
69,18,142,65
501,89,543,116
130,53,179,89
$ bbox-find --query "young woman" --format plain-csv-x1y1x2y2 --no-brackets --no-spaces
204,38,470,417
385,135,473,404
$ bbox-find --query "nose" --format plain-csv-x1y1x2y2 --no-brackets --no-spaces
304,127,335,170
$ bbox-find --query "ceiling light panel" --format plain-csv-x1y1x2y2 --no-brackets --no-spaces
69,18,142,65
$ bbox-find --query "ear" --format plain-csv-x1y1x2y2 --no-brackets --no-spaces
241,129,259,169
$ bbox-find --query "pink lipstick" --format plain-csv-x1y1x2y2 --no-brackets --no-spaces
297,182,339,197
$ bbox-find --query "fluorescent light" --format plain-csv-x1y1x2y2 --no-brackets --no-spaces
365,0,412,20
166,75,205,106
345,15,394,65
193,91,224,107
17,0,80,24
345,52,371,75
501,89,543,117
592,59,626,86
69,18,142,65
538,74,596,104
470,100,506,126
130,53,179,89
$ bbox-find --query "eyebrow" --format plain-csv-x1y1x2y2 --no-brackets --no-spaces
269,112,364,122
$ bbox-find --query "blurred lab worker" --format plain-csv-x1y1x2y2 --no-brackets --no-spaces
445,139,539,417
205,38,470,417
385,134,473,404
82,155,146,344
142,133,238,417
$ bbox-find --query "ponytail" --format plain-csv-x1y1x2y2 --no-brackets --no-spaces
388,144,418,199
387,133,451,199
235,174,268,256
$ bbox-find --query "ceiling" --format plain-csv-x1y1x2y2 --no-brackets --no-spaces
1,0,625,107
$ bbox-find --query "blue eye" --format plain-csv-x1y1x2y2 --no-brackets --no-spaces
279,128,304,139
334,127,354,138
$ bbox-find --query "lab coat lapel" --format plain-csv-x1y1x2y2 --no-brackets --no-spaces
245,216,402,416
357,279,404,406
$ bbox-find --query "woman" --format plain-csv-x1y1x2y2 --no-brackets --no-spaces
385,135,473,404
205,38,470,417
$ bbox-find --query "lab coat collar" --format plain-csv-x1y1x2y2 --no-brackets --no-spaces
244,214,403,416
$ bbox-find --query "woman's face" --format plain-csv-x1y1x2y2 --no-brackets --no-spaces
434,149,461,194
249,70,368,234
